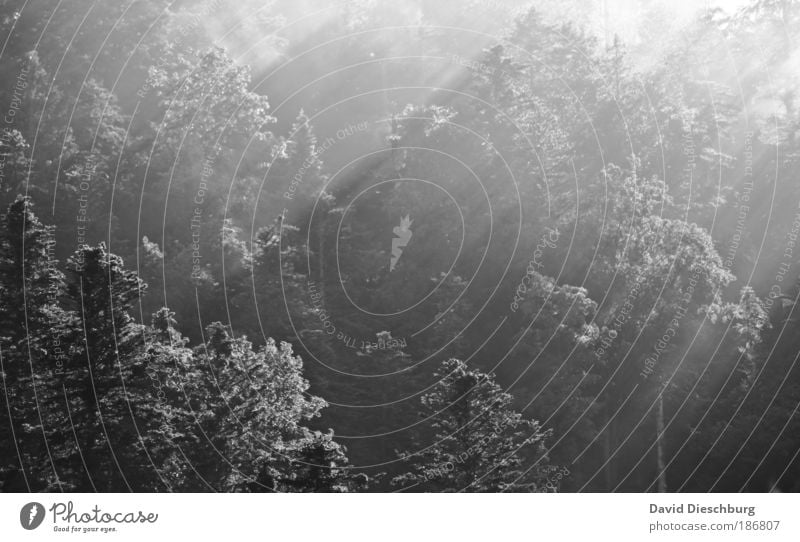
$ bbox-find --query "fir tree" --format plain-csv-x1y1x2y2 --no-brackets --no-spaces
0,196,69,490
395,358,552,492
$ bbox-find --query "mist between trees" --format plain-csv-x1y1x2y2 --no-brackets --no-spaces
1,0,800,492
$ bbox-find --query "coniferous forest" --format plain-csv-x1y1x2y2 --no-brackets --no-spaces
1,0,800,493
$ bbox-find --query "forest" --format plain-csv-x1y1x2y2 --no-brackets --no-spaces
1,0,800,492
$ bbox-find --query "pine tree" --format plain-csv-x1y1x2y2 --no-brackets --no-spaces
394,358,552,492
0,196,69,490
184,323,327,491
59,244,183,490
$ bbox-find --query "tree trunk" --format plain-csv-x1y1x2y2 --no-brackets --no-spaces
655,392,667,493
603,411,614,490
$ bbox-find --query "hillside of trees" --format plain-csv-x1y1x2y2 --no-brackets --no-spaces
2,0,800,492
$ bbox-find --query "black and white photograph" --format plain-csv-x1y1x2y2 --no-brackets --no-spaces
0,0,799,539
